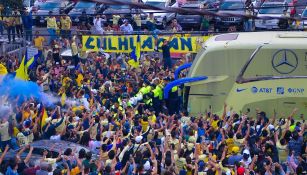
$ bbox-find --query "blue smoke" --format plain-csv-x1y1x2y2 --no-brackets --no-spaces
0,75,53,106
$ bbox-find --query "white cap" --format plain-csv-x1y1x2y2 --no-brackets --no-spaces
144,161,150,171
45,117,52,123
135,136,143,143
256,125,261,131
268,124,275,131
74,116,80,121
243,149,250,155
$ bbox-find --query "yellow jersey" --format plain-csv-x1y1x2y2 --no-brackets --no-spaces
34,36,45,51
3,17,15,27
60,17,71,30
46,17,57,29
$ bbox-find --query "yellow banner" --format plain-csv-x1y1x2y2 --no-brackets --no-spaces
82,35,210,53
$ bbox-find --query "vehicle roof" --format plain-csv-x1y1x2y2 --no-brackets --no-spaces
262,1,285,5
223,0,246,2
181,2,203,7
189,32,307,77
144,0,166,3
202,32,307,50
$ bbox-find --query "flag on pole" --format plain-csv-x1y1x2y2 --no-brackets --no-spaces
15,56,29,80
15,50,36,80
61,92,66,107
128,35,141,68
0,63,7,75
40,107,49,130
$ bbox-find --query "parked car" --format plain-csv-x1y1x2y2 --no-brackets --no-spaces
255,2,288,30
68,1,106,25
33,1,75,26
299,7,307,29
141,0,177,29
176,0,217,30
0,140,98,164
215,0,246,31
296,0,307,15
103,2,134,25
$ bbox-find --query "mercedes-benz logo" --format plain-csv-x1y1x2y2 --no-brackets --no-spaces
272,49,298,74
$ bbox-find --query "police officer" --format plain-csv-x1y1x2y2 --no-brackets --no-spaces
152,78,163,116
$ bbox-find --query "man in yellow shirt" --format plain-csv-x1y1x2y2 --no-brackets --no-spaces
3,12,16,43
112,14,120,31
14,9,23,38
33,31,45,59
133,13,141,31
60,14,72,39
46,11,57,44
71,36,79,66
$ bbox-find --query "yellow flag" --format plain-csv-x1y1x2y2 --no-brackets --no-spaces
25,57,34,68
61,92,66,106
15,56,29,80
0,63,7,75
41,108,48,129
128,59,140,68
76,73,84,87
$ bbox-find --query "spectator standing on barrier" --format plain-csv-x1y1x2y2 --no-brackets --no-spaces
60,14,72,39
112,14,121,31
3,11,15,43
133,13,142,31
93,14,104,35
22,9,33,43
79,10,91,32
14,9,23,39
0,5,4,38
71,36,79,67
244,0,254,32
169,18,182,32
105,24,114,34
161,35,173,70
146,13,161,51
33,31,45,60
46,11,57,44
200,15,210,32
120,19,134,33
278,10,290,30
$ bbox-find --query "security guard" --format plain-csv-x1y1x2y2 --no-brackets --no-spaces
152,78,163,116
166,77,179,115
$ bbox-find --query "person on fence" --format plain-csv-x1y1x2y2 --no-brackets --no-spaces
46,11,57,45
3,11,15,43
21,9,33,43
33,31,45,60
0,6,4,38
14,9,23,39
60,14,72,39
120,19,134,33
93,14,104,35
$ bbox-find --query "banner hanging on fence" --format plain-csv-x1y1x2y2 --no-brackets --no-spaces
82,35,210,53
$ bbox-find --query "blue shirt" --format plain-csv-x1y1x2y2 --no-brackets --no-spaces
228,154,243,165
288,137,303,156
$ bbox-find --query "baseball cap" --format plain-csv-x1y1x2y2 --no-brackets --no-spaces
135,136,143,143
232,146,240,154
144,161,150,171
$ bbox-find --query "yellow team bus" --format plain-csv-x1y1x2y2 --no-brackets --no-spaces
184,32,307,116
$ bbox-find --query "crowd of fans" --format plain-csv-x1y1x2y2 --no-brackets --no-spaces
0,1,306,175
0,29,306,175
